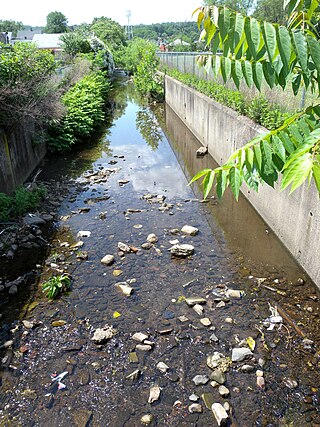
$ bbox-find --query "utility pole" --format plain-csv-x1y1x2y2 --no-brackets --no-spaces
125,10,133,40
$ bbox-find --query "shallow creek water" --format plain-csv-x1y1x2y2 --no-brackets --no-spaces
0,78,319,426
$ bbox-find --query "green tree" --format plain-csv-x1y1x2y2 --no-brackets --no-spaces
90,17,126,52
136,108,162,150
44,11,68,33
253,0,287,24
116,38,154,74
60,32,91,57
127,40,163,101
202,0,253,15
192,0,320,199
0,20,24,37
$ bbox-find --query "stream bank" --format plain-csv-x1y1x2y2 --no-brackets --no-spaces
0,78,319,427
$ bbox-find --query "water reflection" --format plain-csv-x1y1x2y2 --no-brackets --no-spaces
162,104,303,279
136,107,163,151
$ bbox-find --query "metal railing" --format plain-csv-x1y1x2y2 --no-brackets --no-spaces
157,51,214,81
157,51,308,111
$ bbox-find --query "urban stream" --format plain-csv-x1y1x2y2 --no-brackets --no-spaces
0,77,319,426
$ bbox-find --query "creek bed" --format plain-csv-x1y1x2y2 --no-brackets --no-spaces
0,79,319,426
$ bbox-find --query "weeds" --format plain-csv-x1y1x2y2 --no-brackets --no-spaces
0,185,47,222
42,274,71,300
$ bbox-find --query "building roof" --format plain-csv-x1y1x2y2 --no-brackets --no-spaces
32,33,64,49
169,38,190,46
15,29,42,40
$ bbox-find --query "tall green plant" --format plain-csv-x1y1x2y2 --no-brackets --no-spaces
131,41,164,101
191,0,320,199
48,71,110,151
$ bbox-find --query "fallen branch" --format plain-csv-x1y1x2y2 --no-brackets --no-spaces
276,304,306,338
26,169,42,188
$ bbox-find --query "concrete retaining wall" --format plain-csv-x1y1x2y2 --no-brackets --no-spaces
165,74,320,288
0,125,46,194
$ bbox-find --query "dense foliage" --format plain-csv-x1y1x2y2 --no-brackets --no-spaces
191,0,320,200
48,71,110,151
0,43,59,129
253,0,287,24
61,34,114,74
44,11,68,34
203,0,253,15
132,21,199,45
166,68,290,130
117,38,155,74
129,40,164,101
0,20,24,37
90,17,127,53
60,33,92,57
0,185,47,222
0,43,55,82
203,0,289,22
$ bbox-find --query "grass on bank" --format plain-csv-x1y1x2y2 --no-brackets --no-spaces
0,185,47,222
162,67,294,131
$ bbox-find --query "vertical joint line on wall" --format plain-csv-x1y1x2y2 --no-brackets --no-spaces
1,130,16,187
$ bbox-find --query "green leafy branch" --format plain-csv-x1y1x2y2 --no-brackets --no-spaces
190,0,320,199
195,1,320,93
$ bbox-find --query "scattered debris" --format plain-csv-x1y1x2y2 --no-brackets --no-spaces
101,255,115,266
118,242,131,253
192,375,210,386
170,244,194,257
212,402,229,426
157,362,169,373
196,146,208,157
91,325,115,344
132,332,148,342
141,414,154,425
263,304,283,331
181,225,199,236
77,231,91,238
115,282,134,296
148,386,161,403
147,233,158,244
189,403,203,413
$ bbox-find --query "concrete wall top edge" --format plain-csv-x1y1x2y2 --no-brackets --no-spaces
165,75,266,135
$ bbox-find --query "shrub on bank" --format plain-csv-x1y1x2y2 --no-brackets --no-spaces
0,42,61,130
48,71,110,152
165,69,290,131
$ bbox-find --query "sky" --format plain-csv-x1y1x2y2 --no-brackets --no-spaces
1,0,201,27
